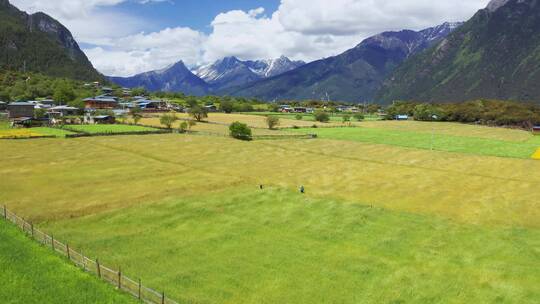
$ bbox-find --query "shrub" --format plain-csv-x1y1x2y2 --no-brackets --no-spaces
179,121,188,133
229,121,252,141
314,111,330,123
342,114,351,123
295,114,303,120
353,113,365,121
266,115,280,129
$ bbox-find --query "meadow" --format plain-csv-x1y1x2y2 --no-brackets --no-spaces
292,123,540,159
0,219,134,304
62,124,160,134
1,120,539,303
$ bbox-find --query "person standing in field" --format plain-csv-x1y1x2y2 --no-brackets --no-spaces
300,186,305,194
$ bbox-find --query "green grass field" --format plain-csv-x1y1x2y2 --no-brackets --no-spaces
63,124,160,134
0,220,134,304
291,125,540,158
43,187,540,304
1,121,539,303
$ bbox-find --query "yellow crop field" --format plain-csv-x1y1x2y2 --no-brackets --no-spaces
532,148,540,159
0,129,46,139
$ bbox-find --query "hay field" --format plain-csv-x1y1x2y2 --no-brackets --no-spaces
138,117,293,136
1,124,539,303
144,113,344,128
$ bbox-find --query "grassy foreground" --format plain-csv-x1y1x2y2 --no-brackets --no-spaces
0,219,134,304
44,187,540,304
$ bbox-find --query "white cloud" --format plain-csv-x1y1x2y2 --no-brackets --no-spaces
10,0,493,76
85,27,206,76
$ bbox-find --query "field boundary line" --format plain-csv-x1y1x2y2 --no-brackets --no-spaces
1,205,179,304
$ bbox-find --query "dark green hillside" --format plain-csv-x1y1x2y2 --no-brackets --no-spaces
0,219,134,304
379,0,540,103
0,0,103,81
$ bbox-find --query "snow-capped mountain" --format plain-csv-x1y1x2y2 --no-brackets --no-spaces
244,56,306,78
194,56,305,90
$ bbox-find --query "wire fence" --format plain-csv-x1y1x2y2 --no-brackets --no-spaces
1,205,178,304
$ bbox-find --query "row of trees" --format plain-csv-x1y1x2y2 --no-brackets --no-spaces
0,71,99,107
386,100,540,128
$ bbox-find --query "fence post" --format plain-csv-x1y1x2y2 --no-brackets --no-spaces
30,222,34,239
82,252,86,271
66,244,71,260
3,205,6,219
96,258,101,278
51,235,55,251
138,279,141,300
162,292,165,304
118,267,121,289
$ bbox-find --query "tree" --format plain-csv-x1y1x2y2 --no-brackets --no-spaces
229,121,252,141
190,106,208,122
186,96,199,108
160,113,178,129
34,108,47,119
314,111,330,123
188,120,197,130
295,114,303,120
53,81,76,105
131,87,147,97
266,115,280,129
131,107,143,124
353,113,365,121
220,100,234,113
413,103,444,121
342,114,351,123
179,121,188,133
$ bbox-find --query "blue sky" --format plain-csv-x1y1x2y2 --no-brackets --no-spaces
111,0,281,34
11,0,491,76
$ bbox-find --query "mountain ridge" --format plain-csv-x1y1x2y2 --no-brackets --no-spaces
0,0,103,81
220,22,462,102
377,0,540,103
109,60,209,96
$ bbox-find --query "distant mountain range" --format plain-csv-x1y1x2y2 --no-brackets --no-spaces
109,56,304,95
109,61,208,96
0,0,103,81
223,22,462,102
378,0,540,103
194,56,305,91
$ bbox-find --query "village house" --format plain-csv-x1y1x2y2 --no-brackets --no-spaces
48,105,79,117
83,96,119,109
0,101,7,111
101,87,114,95
533,126,540,134
7,102,35,119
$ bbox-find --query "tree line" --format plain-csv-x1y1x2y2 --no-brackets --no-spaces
386,100,540,129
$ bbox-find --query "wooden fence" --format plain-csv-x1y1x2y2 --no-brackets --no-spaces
1,205,178,304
